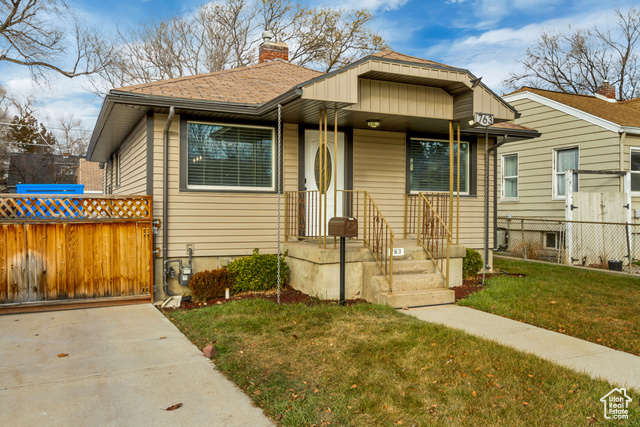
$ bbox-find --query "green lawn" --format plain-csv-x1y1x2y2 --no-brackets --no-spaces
460,257,640,356
165,300,638,426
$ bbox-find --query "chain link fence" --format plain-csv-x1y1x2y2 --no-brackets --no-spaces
495,217,640,274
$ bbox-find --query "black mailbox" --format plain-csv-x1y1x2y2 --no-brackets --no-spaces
328,217,358,238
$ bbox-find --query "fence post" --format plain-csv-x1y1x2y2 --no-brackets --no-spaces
565,172,574,265
521,219,526,260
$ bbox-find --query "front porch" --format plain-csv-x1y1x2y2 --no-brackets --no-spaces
284,238,465,308
283,190,466,308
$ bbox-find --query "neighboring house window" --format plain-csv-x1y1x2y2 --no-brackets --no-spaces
545,231,565,249
501,154,518,200
187,122,274,191
409,139,469,193
553,147,578,198
114,153,121,187
630,148,640,192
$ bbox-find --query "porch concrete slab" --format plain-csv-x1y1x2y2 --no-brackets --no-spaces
405,305,640,391
0,305,274,427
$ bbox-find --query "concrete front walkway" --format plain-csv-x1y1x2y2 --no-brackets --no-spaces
0,305,274,427
406,305,640,391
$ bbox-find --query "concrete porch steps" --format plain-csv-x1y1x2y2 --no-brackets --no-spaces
364,245,455,307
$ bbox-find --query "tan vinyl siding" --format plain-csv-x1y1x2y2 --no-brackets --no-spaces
353,129,493,250
153,115,298,258
346,79,453,119
623,133,640,212
113,117,147,195
498,98,621,219
456,136,494,250
353,129,406,233
473,86,514,121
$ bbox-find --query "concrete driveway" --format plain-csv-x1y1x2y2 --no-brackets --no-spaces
0,304,274,427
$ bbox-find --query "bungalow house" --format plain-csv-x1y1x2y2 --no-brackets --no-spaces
87,36,538,306
499,85,640,264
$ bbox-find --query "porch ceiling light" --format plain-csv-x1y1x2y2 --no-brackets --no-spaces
367,119,381,129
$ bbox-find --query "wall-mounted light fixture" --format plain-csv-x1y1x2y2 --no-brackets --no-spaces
367,119,381,129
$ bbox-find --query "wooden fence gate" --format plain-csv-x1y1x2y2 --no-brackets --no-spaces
0,195,153,312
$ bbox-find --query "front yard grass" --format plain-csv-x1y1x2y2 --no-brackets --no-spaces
460,256,640,356
166,300,638,426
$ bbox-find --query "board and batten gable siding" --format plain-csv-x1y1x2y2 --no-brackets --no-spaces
353,129,493,250
498,97,620,219
152,114,298,259
345,79,453,120
112,116,148,196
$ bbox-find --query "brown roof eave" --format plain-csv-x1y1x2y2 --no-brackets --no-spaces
86,88,303,162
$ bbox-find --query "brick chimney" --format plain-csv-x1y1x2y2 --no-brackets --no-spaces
258,31,288,63
596,80,616,99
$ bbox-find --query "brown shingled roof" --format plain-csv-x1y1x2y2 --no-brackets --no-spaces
370,50,451,68
112,50,463,106
490,121,536,131
508,87,640,128
113,61,324,104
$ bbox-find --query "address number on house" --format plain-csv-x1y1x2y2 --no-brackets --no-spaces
475,112,494,127
388,248,404,257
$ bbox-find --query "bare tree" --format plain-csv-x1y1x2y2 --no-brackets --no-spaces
0,0,111,79
93,0,388,89
505,7,640,100
56,114,89,156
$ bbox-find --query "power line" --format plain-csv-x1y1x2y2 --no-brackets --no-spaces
0,122,92,133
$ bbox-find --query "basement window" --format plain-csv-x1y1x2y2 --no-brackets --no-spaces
186,122,275,191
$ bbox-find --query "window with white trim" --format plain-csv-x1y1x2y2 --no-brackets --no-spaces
553,147,578,198
501,154,518,200
187,122,275,191
409,139,469,193
630,148,640,192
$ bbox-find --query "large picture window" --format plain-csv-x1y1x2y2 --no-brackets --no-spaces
409,139,469,193
554,147,579,198
501,154,518,200
187,122,274,191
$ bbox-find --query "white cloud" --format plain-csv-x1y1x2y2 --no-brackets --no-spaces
2,67,100,132
325,0,410,12
422,7,624,94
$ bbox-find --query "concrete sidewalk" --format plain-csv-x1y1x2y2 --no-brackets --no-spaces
406,305,640,391
0,304,274,427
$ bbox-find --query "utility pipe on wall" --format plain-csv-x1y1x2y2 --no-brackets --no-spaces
162,106,176,296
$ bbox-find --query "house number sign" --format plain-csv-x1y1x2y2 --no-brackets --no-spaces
475,112,494,127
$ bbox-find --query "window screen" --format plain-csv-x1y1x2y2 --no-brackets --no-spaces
187,123,274,190
555,148,578,197
410,140,469,193
631,149,640,192
503,154,518,199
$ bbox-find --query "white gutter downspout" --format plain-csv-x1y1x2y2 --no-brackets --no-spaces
162,107,176,297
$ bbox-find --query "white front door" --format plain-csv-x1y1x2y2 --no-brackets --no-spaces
305,129,345,234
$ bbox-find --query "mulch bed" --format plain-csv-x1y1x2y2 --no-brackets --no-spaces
452,271,525,301
163,287,368,311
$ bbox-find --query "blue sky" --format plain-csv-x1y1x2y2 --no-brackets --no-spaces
0,0,636,133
